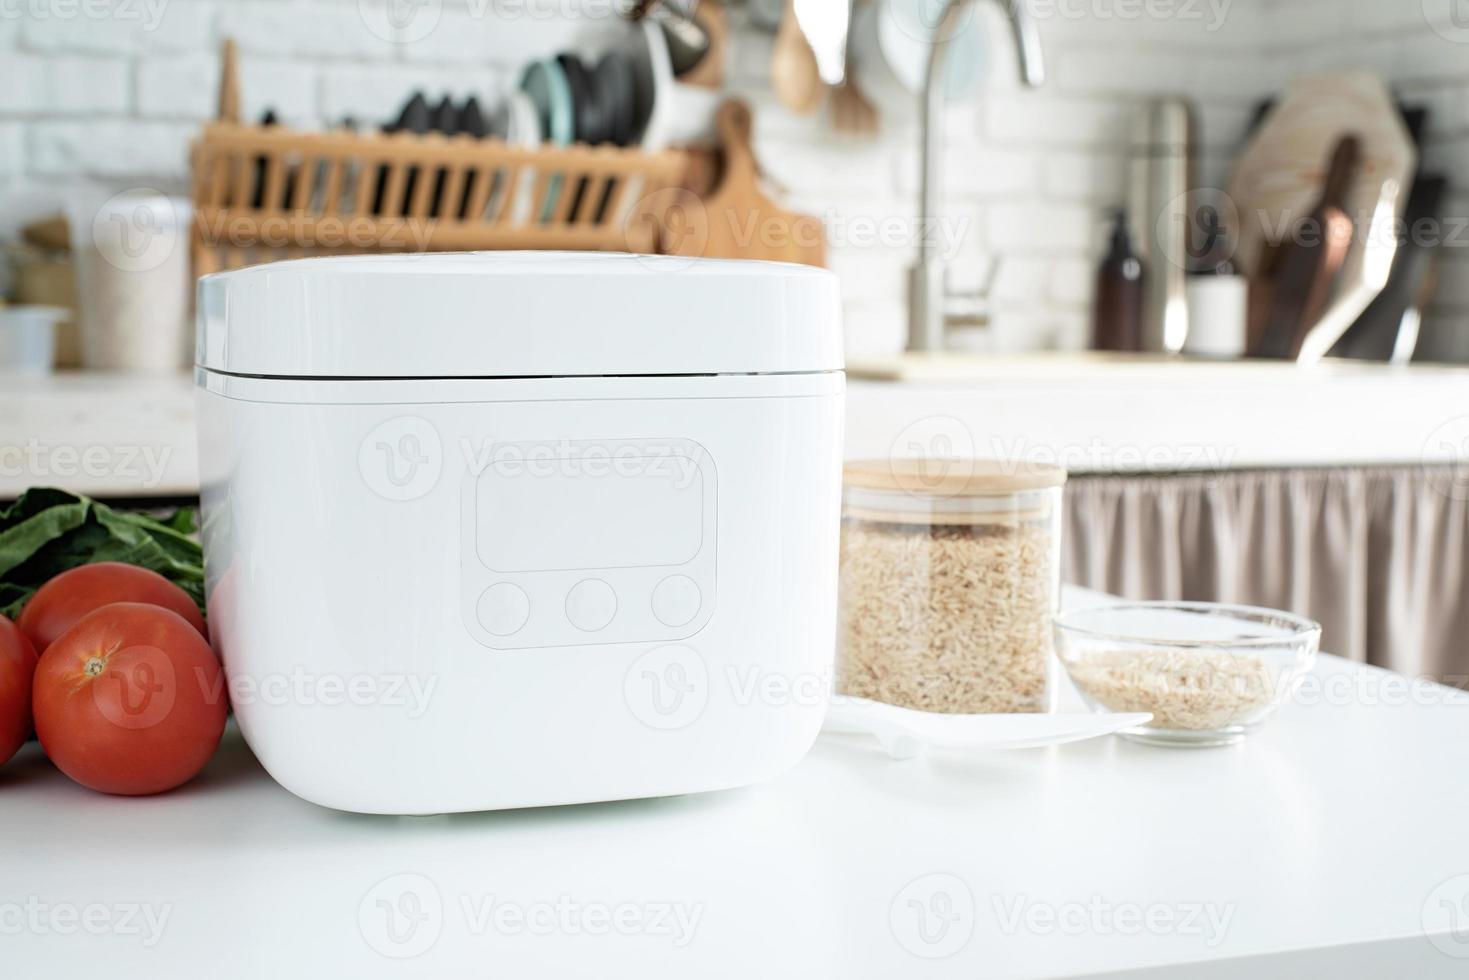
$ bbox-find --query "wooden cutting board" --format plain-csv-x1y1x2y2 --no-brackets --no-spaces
1228,71,1415,360
1252,136,1360,359
660,98,826,266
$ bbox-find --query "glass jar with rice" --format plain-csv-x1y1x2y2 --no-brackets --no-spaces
836,458,1066,714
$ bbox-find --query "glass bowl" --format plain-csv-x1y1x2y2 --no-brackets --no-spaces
1053,602,1321,747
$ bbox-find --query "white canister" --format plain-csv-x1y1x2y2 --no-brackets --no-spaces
1183,274,1249,358
0,305,67,375
68,190,192,373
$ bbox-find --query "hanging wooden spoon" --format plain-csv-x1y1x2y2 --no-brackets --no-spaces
771,0,823,115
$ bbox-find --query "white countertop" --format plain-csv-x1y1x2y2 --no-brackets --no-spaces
3,356,1468,498
2,372,197,498
5,588,1469,979
845,354,1469,474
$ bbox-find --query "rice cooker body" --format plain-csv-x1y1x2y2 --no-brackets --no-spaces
193,254,845,814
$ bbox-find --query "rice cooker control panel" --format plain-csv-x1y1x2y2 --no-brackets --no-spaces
461,438,716,649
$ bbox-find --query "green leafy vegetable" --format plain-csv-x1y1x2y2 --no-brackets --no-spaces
0,488,204,621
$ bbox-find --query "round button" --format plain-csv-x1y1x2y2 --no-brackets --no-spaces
477,583,529,637
565,579,617,632
652,575,702,628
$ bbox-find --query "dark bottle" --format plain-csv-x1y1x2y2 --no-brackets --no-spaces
1092,209,1146,352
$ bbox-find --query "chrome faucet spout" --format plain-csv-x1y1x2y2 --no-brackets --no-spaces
909,0,1045,353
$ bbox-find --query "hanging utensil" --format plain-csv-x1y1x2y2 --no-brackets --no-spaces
794,0,849,86
772,0,823,114
828,0,876,136
616,0,711,77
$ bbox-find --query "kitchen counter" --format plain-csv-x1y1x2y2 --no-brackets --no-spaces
2,356,1468,498
2,372,197,498
845,354,1469,474
5,587,1469,979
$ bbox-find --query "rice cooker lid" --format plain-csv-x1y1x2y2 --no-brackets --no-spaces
196,251,844,378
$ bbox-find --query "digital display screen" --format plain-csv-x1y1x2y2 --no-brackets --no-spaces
475,446,706,573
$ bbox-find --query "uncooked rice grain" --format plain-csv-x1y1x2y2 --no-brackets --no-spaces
1065,647,1277,730
837,519,1055,714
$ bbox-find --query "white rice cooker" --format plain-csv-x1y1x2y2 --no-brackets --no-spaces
195,252,845,814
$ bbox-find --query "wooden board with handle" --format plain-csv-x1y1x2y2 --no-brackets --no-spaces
659,98,826,267
1252,135,1360,359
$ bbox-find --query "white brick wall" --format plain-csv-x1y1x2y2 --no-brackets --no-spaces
0,124,24,177
29,120,197,178
0,0,1463,357
19,0,212,52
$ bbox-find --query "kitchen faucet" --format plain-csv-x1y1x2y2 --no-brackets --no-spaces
908,0,1045,352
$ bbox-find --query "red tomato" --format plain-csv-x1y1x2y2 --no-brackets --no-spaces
18,562,206,653
0,614,37,766
33,602,227,796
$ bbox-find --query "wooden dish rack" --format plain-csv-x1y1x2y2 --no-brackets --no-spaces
190,41,688,275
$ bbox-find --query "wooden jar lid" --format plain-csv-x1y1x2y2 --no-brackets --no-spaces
843,458,1068,497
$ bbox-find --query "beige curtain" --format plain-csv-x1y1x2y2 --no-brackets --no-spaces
1063,466,1469,685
